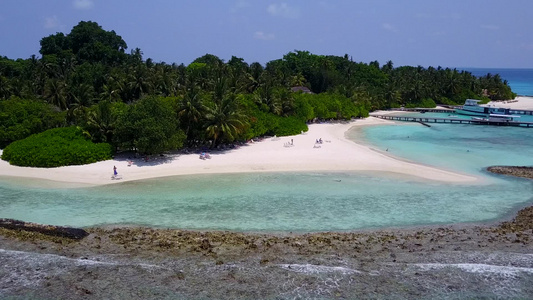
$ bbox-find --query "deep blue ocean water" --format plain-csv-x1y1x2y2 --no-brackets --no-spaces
460,68,533,96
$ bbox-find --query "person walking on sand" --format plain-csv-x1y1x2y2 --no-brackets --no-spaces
113,165,117,176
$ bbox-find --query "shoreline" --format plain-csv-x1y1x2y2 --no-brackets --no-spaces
2,96,532,187
487,95,533,110
2,98,533,298
0,116,480,187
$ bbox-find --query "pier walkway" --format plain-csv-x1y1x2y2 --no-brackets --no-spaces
372,115,533,128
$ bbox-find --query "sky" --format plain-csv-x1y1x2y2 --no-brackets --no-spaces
1,0,532,68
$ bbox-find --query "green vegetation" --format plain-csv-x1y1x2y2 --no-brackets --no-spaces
1,127,113,167
0,97,65,148
113,96,186,154
0,21,517,167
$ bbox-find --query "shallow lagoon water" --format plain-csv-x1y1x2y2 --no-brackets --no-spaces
1,122,533,232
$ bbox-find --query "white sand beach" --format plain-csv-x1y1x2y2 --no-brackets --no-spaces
3,96,531,186
488,96,533,110
0,116,481,186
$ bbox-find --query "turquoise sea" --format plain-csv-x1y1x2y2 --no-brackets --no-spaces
2,68,533,232
1,121,533,232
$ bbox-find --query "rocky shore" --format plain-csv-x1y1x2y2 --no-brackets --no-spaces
487,165,533,179
1,168,532,299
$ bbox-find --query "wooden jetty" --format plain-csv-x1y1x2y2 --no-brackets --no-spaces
395,108,454,113
372,115,533,128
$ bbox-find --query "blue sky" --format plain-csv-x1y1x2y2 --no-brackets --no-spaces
1,0,532,68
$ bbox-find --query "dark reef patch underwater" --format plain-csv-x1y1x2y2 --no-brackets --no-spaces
1,200,533,299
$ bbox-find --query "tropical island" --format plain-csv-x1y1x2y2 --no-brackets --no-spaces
0,21,516,169
2,21,533,299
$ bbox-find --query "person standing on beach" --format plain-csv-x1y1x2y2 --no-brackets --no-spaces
113,166,117,176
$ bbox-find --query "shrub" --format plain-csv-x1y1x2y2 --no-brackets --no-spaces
437,97,457,106
270,115,308,136
0,97,65,148
1,126,113,167
405,98,436,108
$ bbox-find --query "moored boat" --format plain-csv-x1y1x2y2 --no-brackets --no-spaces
471,114,520,122
456,99,510,117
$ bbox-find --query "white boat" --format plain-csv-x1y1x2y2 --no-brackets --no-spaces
456,99,510,117
471,114,520,122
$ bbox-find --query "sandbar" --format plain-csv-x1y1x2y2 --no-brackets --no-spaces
0,117,479,186
3,95,531,186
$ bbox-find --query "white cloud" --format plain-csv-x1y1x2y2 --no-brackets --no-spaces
267,3,300,19
382,23,398,33
481,24,499,30
73,0,94,10
254,31,275,40
44,16,61,29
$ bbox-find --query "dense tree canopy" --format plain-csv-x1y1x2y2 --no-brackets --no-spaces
40,21,127,65
113,96,185,155
0,20,518,166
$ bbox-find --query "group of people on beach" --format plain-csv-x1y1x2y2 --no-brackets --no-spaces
199,152,211,160
283,139,294,148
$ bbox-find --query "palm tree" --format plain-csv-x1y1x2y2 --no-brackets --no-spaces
86,101,115,143
446,69,461,97
44,78,67,110
0,76,10,99
177,85,208,143
205,97,247,148
67,83,95,123
253,83,282,115
244,62,264,93
213,76,228,104
382,60,394,73
127,65,152,100
274,87,295,116
383,81,400,108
